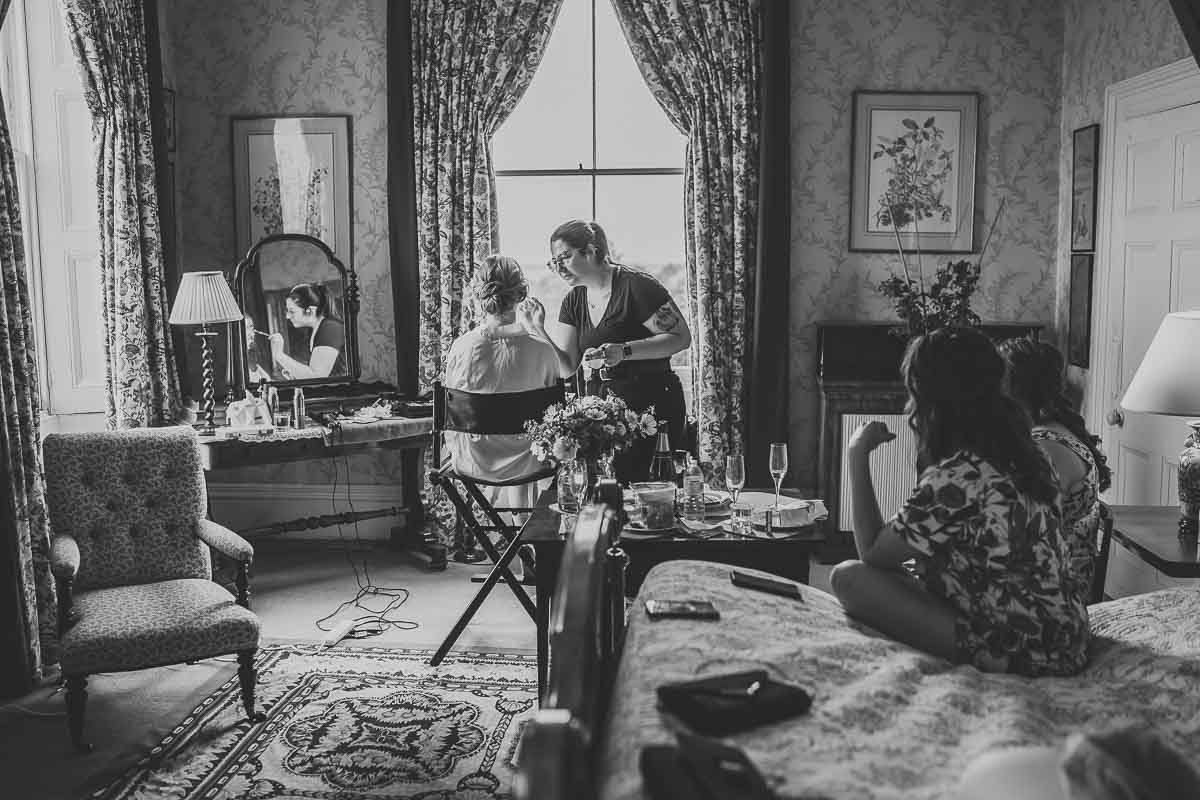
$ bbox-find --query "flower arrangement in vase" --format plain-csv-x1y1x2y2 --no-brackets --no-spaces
525,394,657,466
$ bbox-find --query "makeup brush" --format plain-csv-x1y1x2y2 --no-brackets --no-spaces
253,329,272,339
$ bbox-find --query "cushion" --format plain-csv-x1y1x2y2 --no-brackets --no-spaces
59,578,260,675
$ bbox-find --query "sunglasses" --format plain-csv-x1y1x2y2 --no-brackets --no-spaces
547,249,577,271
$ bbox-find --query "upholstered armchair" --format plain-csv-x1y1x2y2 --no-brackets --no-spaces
43,426,263,751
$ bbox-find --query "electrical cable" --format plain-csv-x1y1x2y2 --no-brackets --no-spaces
312,418,418,643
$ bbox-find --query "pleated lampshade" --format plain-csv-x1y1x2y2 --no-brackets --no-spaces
169,271,244,326
1121,310,1200,415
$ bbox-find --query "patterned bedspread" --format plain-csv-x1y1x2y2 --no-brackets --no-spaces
598,560,1200,800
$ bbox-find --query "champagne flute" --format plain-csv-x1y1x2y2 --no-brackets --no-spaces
672,450,689,490
724,454,745,505
768,443,788,510
571,459,590,505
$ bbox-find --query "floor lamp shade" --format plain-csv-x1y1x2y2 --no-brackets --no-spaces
169,271,244,326
170,271,243,436
1120,310,1200,538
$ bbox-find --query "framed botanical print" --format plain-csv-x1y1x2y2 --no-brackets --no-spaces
1067,253,1094,368
849,91,980,253
231,115,353,263
1070,124,1100,252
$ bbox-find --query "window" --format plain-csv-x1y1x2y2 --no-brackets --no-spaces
492,0,691,404
0,0,105,430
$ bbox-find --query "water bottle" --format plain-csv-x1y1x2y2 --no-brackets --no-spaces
292,387,306,429
682,455,705,522
648,421,675,484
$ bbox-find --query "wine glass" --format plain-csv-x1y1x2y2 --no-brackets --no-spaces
570,459,590,504
724,454,745,505
768,442,788,509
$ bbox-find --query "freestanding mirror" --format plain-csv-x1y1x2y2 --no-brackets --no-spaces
229,233,360,397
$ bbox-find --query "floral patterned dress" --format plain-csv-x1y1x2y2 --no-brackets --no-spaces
1033,427,1102,595
890,450,1091,677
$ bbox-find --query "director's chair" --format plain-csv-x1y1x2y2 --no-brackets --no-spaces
428,379,564,666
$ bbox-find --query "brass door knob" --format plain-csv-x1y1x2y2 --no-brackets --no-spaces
1106,408,1124,427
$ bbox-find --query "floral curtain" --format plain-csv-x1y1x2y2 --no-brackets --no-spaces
0,0,56,692
411,0,562,547
609,0,762,480
63,0,179,429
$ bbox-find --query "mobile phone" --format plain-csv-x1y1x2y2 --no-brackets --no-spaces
729,570,804,600
644,599,721,620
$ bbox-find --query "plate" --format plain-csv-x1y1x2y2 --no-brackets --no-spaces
622,522,677,535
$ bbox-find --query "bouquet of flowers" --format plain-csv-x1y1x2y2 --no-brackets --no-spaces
525,394,658,465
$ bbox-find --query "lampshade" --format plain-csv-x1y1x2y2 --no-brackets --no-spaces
1120,310,1200,416
169,271,243,326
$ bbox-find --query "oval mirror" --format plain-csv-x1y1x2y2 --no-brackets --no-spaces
229,233,360,394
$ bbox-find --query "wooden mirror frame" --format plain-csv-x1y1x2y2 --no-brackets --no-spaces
227,233,361,397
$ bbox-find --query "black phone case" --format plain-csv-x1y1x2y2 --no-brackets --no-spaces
657,669,812,736
645,600,720,620
730,570,803,600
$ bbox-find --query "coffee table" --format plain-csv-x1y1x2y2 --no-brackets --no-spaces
522,486,825,700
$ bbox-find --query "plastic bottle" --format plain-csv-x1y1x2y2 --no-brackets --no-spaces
682,454,705,522
648,421,675,484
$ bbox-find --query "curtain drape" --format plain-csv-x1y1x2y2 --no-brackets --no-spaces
0,0,57,694
411,0,562,546
1169,0,1200,68
609,0,762,481
63,0,179,429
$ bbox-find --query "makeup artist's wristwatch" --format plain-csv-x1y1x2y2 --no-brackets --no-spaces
622,343,634,358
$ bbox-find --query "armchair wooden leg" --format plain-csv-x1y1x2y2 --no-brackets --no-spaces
66,675,92,753
237,650,266,722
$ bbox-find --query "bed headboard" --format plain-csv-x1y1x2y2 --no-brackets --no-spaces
516,488,628,800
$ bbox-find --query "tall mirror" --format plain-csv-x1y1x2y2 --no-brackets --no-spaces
229,233,360,395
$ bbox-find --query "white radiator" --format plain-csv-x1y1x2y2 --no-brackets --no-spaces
837,413,919,531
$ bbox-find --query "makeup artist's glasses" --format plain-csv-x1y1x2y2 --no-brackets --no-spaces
547,249,577,271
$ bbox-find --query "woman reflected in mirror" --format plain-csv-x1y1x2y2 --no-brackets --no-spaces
269,283,346,379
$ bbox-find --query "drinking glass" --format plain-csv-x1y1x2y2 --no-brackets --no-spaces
768,442,788,509
571,459,590,504
724,454,745,505
672,450,690,489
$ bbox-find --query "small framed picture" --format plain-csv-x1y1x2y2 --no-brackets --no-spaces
1067,253,1094,368
1070,124,1100,252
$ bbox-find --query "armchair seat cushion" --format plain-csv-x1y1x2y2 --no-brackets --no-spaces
60,579,260,676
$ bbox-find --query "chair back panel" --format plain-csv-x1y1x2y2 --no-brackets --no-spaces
435,382,565,436
42,426,210,591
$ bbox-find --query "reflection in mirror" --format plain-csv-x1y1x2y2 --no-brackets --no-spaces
230,233,359,395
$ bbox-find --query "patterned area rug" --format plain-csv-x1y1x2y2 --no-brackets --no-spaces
91,644,537,799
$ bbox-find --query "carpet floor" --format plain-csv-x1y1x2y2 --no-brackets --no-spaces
88,644,537,800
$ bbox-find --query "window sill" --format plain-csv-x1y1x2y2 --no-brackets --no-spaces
39,412,106,435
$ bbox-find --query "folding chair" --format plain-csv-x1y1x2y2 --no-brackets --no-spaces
429,379,565,666
1090,501,1114,604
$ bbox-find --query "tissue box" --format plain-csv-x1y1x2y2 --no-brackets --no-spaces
226,397,270,427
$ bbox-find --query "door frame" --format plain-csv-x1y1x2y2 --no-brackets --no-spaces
1088,57,1200,442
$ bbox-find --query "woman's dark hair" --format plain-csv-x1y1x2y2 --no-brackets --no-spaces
902,327,1059,504
475,254,528,315
998,337,1112,492
288,283,338,320
550,219,613,263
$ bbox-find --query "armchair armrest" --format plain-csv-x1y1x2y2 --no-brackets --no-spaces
50,535,80,579
196,519,254,564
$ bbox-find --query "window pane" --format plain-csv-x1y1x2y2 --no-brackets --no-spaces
493,0,593,171
495,174,591,323
594,0,686,168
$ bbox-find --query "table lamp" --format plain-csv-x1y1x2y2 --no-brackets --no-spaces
169,271,244,435
1120,310,1200,538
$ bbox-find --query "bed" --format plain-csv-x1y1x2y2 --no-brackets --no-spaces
517,502,1200,800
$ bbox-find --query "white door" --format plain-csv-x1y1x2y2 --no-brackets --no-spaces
1098,98,1200,506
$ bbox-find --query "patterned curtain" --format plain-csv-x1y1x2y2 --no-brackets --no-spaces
609,0,762,479
411,0,562,546
63,0,179,429
0,0,57,692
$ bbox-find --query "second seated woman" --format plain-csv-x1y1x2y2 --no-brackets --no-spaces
517,219,691,483
999,337,1112,596
830,327,1090,677
269,283,346,379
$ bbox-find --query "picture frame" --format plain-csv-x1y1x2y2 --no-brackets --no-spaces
163,88,176,153
1070,124,1100,252
231,115,352,263
850,91,980,253
1067,253,1094,368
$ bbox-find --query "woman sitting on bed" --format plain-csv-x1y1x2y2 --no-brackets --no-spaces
830,327,1090,677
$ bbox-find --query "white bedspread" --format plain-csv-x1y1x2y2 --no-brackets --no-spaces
599,560,1200,800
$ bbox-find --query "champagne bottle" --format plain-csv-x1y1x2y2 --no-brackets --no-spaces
648,421,674,483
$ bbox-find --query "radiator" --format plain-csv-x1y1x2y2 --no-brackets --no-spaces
837,413,919,531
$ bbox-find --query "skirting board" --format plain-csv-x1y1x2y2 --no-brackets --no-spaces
207,482,406,541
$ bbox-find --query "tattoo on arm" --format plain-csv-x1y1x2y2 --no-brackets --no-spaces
650,300,681,333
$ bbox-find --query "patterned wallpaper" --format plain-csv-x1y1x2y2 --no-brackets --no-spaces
788,0,1064,489
1056,0,1189,413
167,0,399,484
